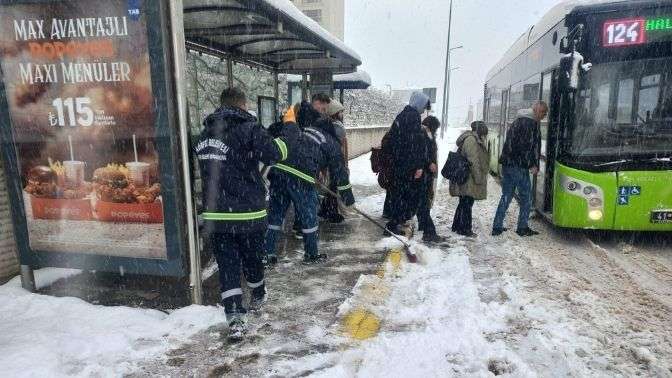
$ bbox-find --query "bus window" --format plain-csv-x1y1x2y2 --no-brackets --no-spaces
488,94,501,125
508,84,523,123
594,83,610,125
638,74,661,121
616,78,634,124
657,73,672,120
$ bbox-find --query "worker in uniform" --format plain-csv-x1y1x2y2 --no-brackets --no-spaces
265,100,355,265
196,87,288,339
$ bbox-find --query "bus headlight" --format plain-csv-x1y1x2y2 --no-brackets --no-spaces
567,181,580,191
589,198,602,207
560,175,605,222
588,209,604,220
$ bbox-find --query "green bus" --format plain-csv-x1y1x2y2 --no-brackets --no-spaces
484,0,672,231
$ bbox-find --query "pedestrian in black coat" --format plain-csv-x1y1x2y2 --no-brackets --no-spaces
417,116,446,243
383,91,430,235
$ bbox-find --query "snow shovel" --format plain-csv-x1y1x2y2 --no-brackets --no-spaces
316,182,417,263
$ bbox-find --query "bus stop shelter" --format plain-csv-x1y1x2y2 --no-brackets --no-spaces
184,0,361,102
179,0,363,303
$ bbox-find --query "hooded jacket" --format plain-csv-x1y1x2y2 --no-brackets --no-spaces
272,101,355,205
196,106,288,233
384,91,430,180
499,109,541,169
449,131,489,200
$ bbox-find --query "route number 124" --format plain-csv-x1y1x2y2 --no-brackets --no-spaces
603,19,646,47
51,97,94,127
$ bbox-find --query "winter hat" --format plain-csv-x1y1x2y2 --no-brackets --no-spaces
409,91,430,113
327,99,345,117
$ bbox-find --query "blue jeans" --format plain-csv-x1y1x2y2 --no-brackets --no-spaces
493,166,532,231
265,174,319,258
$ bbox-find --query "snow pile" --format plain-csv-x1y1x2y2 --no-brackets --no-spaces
275,245,536,376
0,269,226,377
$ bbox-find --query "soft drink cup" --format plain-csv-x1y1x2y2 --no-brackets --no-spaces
126,162,150,187
63,161,85,187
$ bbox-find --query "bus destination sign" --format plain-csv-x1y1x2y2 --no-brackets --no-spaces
603,17,672,47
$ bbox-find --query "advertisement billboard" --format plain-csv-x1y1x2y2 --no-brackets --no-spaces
0,0,185,276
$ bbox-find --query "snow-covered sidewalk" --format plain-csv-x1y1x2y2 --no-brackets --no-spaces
0,269,227,377
3,127,671,377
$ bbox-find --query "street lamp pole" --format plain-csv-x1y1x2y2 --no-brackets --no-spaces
441,0,454,137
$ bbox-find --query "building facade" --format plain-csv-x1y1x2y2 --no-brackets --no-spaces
290,0,345,40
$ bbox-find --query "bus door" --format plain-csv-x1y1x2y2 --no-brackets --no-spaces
498,89,510,175
536,69,560,213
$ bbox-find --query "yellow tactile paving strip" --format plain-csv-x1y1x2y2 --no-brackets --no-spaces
341,248,406,340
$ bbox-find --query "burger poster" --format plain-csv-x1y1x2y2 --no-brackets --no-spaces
0,0,173,262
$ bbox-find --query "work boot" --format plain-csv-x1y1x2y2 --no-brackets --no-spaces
302,253,328,265
422,233,449,245
516,227,540,237
249,286,267,312
456,230,477,238
491,227,508,236
226,312,247,342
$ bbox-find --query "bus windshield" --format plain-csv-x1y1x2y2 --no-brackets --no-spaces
571,58,672,159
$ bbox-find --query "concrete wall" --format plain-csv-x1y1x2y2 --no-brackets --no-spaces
345,126,389,160
0,158,18,282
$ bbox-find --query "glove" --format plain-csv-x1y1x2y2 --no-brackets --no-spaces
283,105,297,124
339,187,355,207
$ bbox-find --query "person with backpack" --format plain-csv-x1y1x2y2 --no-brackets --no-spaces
492,101,548,237
449,121,489,237
417,116,447,243
196,87,288,340
265,100,355,265
383,91,430,236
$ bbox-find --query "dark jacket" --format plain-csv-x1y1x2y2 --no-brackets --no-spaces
297,101,321,130
196,106,287,233
384,97,429,181
272,111,355,206
499,110,541,169
423,127,438,175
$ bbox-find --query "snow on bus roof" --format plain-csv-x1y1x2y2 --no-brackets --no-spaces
485,0,630,81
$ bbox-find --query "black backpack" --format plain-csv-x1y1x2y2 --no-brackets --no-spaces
441,136,471,185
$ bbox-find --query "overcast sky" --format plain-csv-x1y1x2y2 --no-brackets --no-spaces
344,0,562,124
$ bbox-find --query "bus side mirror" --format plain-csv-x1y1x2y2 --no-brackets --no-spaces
558,53,591,93
558,55,576,93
